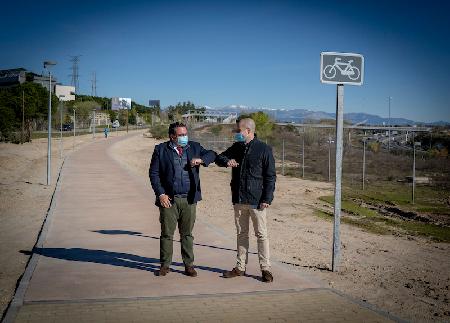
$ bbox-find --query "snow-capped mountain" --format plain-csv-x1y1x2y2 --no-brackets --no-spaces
204,105,448,126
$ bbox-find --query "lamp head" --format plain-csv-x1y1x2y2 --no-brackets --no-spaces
43,61,57,68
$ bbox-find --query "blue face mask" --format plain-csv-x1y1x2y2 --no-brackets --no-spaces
234,132,246,142
177,135,188,147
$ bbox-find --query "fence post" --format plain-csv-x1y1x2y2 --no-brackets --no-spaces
362,138,366,190
282,139,285,176
302,130,305,178
412,132,416,204
328,135,332,182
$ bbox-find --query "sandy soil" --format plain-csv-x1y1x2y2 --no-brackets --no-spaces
0,129,141,318
110,134,450,323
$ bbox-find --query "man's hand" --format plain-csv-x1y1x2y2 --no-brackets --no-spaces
259,203,270,209
227,159,239,167
159,194,172,208
190,158,203,167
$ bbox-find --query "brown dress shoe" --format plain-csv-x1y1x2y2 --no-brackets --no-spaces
158,266,170,276
223,267,245,278
185,266,198,277
262,270,273,283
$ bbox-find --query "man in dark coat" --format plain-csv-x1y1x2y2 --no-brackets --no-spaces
149,122,216,277
215,118,276,282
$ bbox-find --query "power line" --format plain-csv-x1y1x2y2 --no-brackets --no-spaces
69,55,81,94
91,71,97,97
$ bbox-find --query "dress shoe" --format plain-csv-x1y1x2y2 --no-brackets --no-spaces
223,267,245,278
185,266,198,277
158,266,170,276
262,270,273,283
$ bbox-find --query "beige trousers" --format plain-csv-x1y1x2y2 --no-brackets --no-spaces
233,204,271,271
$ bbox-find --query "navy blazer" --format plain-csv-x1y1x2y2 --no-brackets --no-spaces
149,141,216,206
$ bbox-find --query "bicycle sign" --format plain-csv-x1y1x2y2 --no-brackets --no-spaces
320,52,364,85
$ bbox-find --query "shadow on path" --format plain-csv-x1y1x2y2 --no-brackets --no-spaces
26,247,261,280
92,229,257,255
28,247,227,276
24,248,261,281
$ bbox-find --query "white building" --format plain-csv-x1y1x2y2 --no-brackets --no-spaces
93,112,111,126
55,85,76,101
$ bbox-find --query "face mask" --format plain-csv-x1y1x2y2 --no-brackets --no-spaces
177,135,188,147
234,132,246,142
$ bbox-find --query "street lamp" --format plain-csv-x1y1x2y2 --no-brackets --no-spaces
58,95,65,159
44,60,57,185
73,106,76,151
92,109,96,139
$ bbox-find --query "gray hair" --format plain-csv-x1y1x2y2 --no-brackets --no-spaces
239,118,256,133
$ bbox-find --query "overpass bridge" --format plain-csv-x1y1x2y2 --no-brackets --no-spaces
275,122,432,132
182,110,238,124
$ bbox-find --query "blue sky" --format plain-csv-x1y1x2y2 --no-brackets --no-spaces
1,0,449,122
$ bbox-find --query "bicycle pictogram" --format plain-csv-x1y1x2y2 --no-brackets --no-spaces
323,57,360,81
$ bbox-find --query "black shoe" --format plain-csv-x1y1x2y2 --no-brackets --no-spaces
223,267,245,278
262,270,273,283
185,266,198,277
158,266,170,276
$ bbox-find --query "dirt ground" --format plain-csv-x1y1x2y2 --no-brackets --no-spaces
1,131,449,322
110,134,450,323
0,130,141,318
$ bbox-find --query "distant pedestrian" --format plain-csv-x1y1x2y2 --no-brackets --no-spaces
104,127,109,138
215,118,276,282
149,122,216,277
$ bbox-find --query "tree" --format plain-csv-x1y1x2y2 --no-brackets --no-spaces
167,101,203,121
239,111,274,139
69,101,100,128
0,82,58,142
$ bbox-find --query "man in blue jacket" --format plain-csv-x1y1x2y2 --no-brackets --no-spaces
149,122,216,277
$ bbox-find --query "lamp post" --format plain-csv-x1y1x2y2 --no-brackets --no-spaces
44,60,57,185
93,109,96,139
58,95,65,159
73,107,76,151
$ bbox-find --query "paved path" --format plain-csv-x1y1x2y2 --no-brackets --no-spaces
5,134,400,322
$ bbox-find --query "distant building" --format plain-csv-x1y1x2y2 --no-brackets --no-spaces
55,85,76,101
93,112,111,126
149,99,160,108
0,67,60,92
0,68,26,86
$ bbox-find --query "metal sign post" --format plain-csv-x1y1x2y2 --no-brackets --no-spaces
333,84,344,272
320,52,364,272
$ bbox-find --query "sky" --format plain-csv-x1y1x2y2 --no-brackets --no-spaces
1,0,449,122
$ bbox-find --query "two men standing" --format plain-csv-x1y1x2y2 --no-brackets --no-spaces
149,118,276,282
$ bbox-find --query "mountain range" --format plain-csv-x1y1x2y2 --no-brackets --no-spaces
207,105,449,126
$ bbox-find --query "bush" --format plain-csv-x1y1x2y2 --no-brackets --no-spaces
149,125,168,139
368,141,380,153
210,125,223,136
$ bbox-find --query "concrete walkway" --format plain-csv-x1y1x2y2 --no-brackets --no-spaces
5,134,400,323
